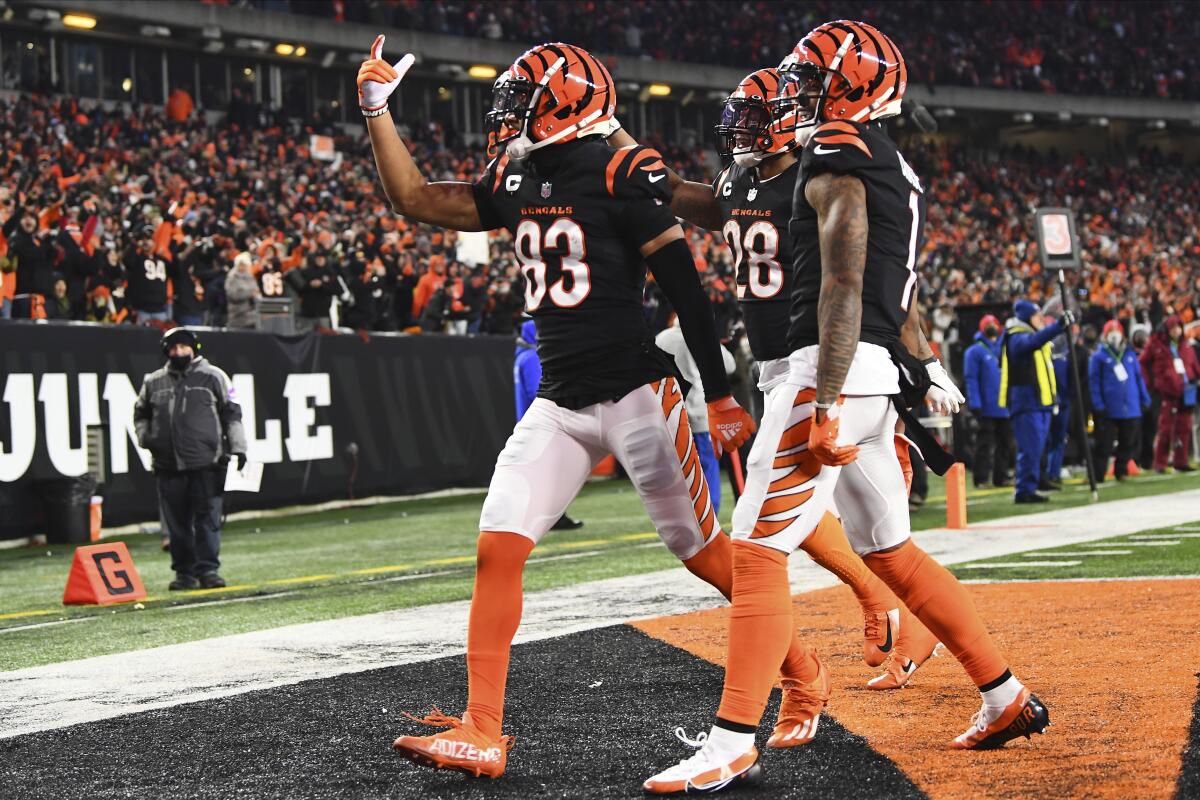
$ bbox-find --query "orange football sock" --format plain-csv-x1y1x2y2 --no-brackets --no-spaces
800,512,900,614
864,539,1008,688
715,541,798,727
684,534,819,685
464,531,535,739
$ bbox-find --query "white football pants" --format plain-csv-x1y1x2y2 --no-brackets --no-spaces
731,381,911,557
479,378,720,560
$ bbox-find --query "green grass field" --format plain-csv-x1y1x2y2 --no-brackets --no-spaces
950,521,1200,581
1,468,1197,672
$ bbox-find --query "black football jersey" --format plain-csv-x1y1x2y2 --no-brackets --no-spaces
787,120,926,350
713,159,800,362
472,138,680,409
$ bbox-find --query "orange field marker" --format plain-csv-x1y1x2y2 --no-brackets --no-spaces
945,462,968,529
62,542,147,606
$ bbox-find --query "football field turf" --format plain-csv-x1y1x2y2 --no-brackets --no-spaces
1,468,1198,671
3,471,1200,799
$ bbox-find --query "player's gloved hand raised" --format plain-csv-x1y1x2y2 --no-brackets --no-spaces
924,358,965,415
358,35,415,115
707,395,756,457
808,401,859,467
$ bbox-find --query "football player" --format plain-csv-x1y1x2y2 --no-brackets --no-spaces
645,21,1049,794
357,38,825,779
609,68,945,696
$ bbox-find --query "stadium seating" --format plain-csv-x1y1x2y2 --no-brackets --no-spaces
224,0,1200,100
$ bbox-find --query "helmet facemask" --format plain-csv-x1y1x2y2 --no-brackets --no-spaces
485,72,541,147
715,97,776,168
772,61,850,135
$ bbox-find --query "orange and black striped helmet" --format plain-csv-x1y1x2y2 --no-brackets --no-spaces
715,68,800,167
774,20,906,132
487,43,616,160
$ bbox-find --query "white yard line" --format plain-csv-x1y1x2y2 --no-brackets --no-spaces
1132,533,1200,539
2,488,1199,740
958,561,1083,569
1026,550,1132,557
1086,540,1179,547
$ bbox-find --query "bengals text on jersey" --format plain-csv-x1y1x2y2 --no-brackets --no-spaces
787,119,926,352
713,159,800,363
472,137,683,409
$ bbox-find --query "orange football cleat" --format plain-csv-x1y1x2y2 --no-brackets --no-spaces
868,608,942,690
949,688,1050,750
392,708,514,778
768,656,830,748
862,608,900,667
643,729,761,795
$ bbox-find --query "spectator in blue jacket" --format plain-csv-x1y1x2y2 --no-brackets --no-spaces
1090,320,1151,481
1000,299,1071,503
963,314,1011,488
1041,327,1072,491
514,320,540,420
513,319,582,529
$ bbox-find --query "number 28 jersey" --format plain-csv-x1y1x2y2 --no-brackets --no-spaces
472,138,680,409
787,120,926,351
713,160,799,362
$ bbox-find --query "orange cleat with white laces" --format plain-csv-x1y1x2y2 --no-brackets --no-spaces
767,656,830,748
949,688,1050,750
392,708,514,778
868,609,942,690
862,608,900,667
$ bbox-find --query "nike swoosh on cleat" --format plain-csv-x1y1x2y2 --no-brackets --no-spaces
879,619,893,653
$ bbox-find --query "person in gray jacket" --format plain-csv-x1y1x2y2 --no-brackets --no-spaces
224,252,261,330
134,328,247,590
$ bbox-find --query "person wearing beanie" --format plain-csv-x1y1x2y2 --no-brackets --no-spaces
224,252,261,330
1040,315,1072,491
1089,320,1151,481
134,328,247,590
1139,315,1200,471
963,314,1011,488
1000,299,1072,503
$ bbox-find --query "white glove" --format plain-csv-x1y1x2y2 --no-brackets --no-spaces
357,35,415,114
590,117,622,138
925,358,965,415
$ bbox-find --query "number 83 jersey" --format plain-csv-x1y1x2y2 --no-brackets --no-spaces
713,160,799,362
472,138,681,409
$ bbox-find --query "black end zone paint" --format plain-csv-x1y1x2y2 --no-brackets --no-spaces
0,625,926,799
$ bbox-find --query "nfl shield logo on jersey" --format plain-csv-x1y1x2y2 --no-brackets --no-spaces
747,188,758,202
541,182,552,199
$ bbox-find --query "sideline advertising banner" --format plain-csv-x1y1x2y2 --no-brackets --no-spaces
0,323,515,537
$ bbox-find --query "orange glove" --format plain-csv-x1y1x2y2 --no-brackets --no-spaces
807,403,859,467
707,395,757,457
894,433,914,493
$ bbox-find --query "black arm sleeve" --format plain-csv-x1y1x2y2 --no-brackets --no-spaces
645,237,732,401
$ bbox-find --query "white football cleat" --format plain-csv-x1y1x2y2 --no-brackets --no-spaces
643,728,761,795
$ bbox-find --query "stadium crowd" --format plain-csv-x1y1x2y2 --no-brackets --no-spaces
2,93,1197,344
216,0,1200,101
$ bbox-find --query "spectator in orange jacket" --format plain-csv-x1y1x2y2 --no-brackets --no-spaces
166,86,195,123
411,256,446,320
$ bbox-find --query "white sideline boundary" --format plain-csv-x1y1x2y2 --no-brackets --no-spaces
1,489,1199,740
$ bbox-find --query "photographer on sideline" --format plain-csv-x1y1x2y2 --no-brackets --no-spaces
134,328,247,590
